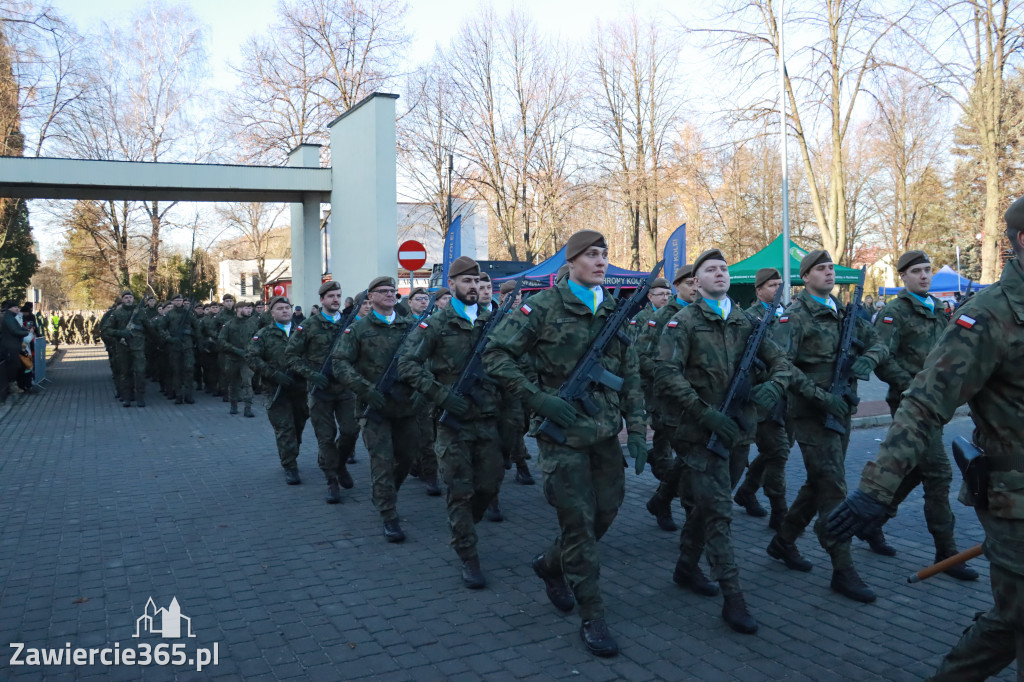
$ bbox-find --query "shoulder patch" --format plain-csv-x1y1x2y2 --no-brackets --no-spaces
955,315,977,330
343,328,352,334
520,304,532,315
630,319,636,325
648,320,657,327
667,320,678,328
252,335,259,340
296,326,303,331
418,321,429,329
882,316,893,324
780,316,789,323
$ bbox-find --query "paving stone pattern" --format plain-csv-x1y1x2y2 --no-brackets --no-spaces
0,347,1015,680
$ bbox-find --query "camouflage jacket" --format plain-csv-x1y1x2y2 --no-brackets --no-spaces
397,303,499,417
218,315,260,360
655,298,790,445
98,308,117,344
860,259,1024,569
628,303,655,342
246,323,305,394
636,298,685,411
199,315,221,353
482,279,646,448
107,304,150,348
773,289,888,420
872,289,947,405
284,312,353,398
161,306,201,347
332,311,419,418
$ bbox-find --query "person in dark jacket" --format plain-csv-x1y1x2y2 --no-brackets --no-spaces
1,300,30,404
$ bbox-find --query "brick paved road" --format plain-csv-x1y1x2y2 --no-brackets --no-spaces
0,347,1015,681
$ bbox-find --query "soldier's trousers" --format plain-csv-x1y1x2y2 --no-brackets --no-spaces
416,408,438,480
308,393,358,482
201,350,219,393
115,342,146,401
169,345,195,400
929,513,1023,681
675,443,743,594
736,418,792,512
778,416,854,570
498,396,529,467
435,421,502,561
363,414,420,522
539,435,625,622
268,391,308,469
223,356,253,405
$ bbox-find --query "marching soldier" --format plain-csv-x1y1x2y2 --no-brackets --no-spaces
285,281,358,504
98,301,119,387
765,250,888,603
398,257,504,588
629,276,671,340
246,296,308,485
192,303,206,391
200,301,222,395
828,197,1024,680
406,287,442,496
496,280,535,486
858,250,977,579
215,294,237,399
219,300,259,417
333,276,420,542
433,287,452,310
107,291,149,407
483,230,647,657
637,264,698,532
161,294,200,404
655,250,790,634
733,268,794,530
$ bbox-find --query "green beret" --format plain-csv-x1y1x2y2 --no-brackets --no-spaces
499,280,517,295
556,264,570,282
318,280,341,297
650,277,671,291
121,290,134,297
268,295,290,309
672,264,694,286
447,256,480,279
565,230,608,261
478,271,491,282
409,287,428,299
799,249,832,278
896,250,929,273
693,248,727,273
222,293,235,301
367,275,396,292
434,287,451,298
171,293,183,300
1005,195,1024,235
755,268,782,288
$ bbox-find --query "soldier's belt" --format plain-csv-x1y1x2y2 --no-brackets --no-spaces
986,454,1024,472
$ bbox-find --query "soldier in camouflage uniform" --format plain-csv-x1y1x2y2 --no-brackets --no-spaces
405,287,443,496
192,303,206,391
106,292,149,407
484,231,647,658
200,302,222,395
637,266,698,532
247,296,308,485
766,250,889,604
628,276,670,340
161,294,200,404
733,268,794,530
219,300,259,417
333,276,420,543
398,257,504,588
496,280,535,486
285,281,358,504
215,295,237,398
828,198,1024,680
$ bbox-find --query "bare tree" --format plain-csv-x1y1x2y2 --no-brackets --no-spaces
216,201,289,300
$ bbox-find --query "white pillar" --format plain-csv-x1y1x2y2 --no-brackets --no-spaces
327,92,399,300
288,144,323,312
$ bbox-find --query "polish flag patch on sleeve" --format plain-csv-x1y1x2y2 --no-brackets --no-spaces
520,304,533,315
418,321,429,329
882,316,894,324
252,335,259,340
343,328,352,334
648,320,657,327
955,315,977,330
667,320,678,328
630,320,636,325
296,326,303,331
780,316,790,323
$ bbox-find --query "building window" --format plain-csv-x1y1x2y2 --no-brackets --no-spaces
252,275,260,294
240,273,247,295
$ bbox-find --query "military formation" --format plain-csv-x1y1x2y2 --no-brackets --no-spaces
85,201,1023,673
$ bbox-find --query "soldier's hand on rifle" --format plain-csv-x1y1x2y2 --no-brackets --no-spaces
699,408,740,447
439,388,470,417
850,356,876,380
627,433,648,474
309,372,330,390
820,392,850,419
826,490,888,543
527,392,579,429
364,388,387,410
751,381,784,411
272,371,294,388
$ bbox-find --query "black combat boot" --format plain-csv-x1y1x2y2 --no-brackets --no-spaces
767,535,813,572
383,520,406,543
243,403,255,418
722,593,758,634
580,618,618,657
515,463,535,485
734,488,768,517
284,467,301,485
859,527,896,556
937,551,979,581
337,468,354,490
646,494,678,532
461,556,486,589
423,476,442,496
831,567,876,603
485,498,504,522
229,401,238,415
673,559,720,596
325,478,342,504
532,554,575,612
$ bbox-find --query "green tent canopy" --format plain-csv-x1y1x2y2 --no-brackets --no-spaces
728,235,862,285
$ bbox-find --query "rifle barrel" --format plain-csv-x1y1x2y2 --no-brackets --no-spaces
907,544,983,583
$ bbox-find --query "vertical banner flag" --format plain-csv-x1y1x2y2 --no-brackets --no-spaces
663,223,687,287
441,214,463,284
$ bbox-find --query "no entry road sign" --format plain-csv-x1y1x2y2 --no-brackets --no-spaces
398,240,427,271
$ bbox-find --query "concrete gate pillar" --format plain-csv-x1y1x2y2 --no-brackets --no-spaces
288,144,324,312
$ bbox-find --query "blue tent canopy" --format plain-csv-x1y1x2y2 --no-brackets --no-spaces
877,265,986,296
493,244,652,289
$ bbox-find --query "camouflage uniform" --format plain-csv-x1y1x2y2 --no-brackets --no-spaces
214,306,237,395
637,298,685,498
858,259,1024,680
98,308,118,379
285,312,358,484
218,313,259,408
773,290,888,570
161,305,201,402
399,304,503,560
656,298,790,593
200,314,222,395
107,304,149,403
483,280,646,622
628,303,655,341
332,312,419,522
247,322,308,469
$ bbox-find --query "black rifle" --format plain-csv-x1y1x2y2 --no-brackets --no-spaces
824,266,866,435
307,290,366,401
538,261,665,444
437,279,524,431
119,301,141,346
706,285,785,459
362,295,438,419
953,280,974,312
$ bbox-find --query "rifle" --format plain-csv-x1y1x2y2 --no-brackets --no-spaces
706,284,785,458
437,279,524,431
362,295,438,419
824,266,867,435
119,302,141,346
907,544,983,583
307,290,366,400
538,261,665,444
953,280,974,312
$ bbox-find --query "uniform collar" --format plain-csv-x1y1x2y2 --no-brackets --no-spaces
798,290,839,318
898,288,938,316
556,279,615,317
696,296,739,323
1001,258,1024,325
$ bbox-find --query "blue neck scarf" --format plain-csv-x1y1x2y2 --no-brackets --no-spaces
702,297,732,320
676,296,689,307
907,291,935,312
810,294,837,312
372,309,396,324
568,279,603,313
450,298,478,324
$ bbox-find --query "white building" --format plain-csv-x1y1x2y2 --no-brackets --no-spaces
217,258,290,301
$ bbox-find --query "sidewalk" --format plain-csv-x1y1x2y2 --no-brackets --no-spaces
0,347,1013,681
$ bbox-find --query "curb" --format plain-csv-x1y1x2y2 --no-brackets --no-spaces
851,405,970,430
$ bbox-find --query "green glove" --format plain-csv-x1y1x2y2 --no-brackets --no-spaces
309,372,329,390
751,381,784,410
527,392,579,429
440,389,470,417
272,371,293,388
821,392,850,419
364,388,387,410
628,433,648,474
850,356,876,379
699,408,740,447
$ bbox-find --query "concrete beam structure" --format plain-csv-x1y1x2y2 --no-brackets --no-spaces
287,144,324,313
